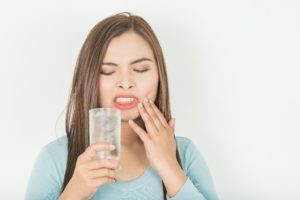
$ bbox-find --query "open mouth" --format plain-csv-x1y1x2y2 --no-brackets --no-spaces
113,96,139,110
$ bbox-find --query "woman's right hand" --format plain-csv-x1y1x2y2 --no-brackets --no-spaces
59,142,120,200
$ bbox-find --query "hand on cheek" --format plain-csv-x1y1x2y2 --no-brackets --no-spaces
128,97,177,173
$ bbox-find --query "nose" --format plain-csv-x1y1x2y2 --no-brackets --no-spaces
116,73,135,90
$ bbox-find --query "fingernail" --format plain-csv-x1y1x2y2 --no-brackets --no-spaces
144,98,148,103
110,144,115,150
128,120,133,124
138,103,143,108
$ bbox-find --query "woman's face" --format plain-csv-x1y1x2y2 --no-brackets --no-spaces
99,31,159,121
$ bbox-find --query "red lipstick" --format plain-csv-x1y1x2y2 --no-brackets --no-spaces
113,95,139,110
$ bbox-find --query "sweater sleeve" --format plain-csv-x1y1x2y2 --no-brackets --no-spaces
25,146,61,200
167,138,219,200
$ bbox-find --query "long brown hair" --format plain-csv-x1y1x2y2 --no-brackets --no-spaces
61,12,183,199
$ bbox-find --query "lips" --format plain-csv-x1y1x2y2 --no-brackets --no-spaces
114,94,138,102
113,95,139,110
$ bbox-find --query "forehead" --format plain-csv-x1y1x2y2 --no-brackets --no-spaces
103,31,155,62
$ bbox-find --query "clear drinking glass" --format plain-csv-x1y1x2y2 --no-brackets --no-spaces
89,108,121,160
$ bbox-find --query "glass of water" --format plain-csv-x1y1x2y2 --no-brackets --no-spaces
89,108,121,160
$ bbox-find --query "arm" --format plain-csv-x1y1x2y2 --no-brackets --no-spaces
163,139,219,200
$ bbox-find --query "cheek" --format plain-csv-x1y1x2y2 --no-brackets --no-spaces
138,73,159,98
99,78,114,102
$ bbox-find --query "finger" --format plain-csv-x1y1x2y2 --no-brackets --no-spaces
87,168,117,179
81,142,115,161
83,159,120,170
91,177,115,187
137,101,158,134
128,119,150,143
168,118,176,134
143,98,166,131
149,99,169,128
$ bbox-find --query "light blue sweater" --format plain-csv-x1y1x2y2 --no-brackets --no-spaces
26,136,219,200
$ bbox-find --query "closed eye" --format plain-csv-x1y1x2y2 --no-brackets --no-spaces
134,69,149,73
100,69,149,75
100,71,115,75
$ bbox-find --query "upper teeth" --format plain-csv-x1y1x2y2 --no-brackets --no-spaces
116,98,135,103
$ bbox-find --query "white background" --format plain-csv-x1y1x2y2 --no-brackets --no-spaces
0,0,299,199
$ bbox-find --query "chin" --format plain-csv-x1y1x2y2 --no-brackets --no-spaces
120,109,140,121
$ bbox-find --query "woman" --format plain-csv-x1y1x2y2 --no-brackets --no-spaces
26,12,219,200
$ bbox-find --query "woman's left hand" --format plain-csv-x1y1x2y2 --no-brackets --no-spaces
128,97,178,174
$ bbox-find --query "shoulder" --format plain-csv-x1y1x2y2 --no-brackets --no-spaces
38,135,68,164
174,136,205,172
174,136,219,199
175,136,197,157
43,135,68,154
34,135,68,176
26,136,68,199
175,136,193,148
40,135,68,166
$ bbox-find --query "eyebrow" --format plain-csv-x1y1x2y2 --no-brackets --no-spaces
102,57,153,67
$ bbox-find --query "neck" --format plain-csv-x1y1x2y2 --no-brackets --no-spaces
121,118,144,148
